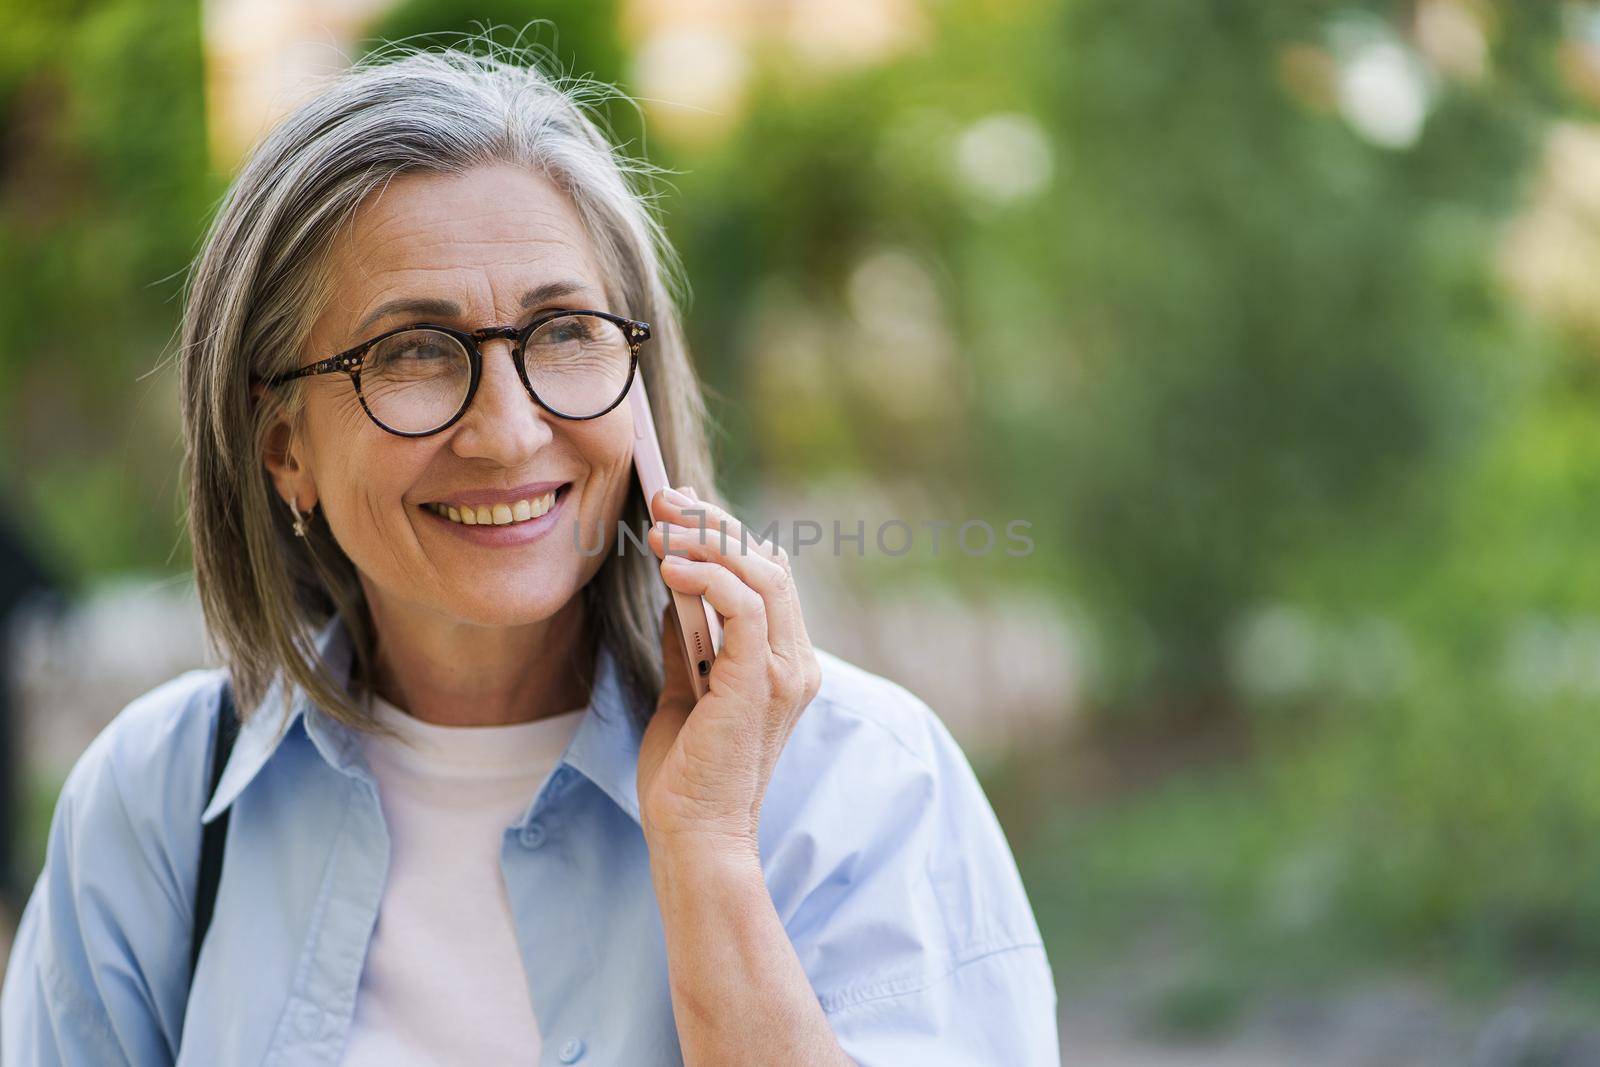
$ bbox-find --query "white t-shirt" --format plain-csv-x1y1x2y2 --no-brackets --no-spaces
339,692,587,1066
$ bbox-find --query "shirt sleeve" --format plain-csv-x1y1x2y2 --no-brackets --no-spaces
2,679,211,1067
825,942,1059,1066
763,664,1061,1066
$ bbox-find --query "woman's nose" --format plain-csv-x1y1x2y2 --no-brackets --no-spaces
448,337,554,459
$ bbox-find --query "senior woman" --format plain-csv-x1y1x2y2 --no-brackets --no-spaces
1,45,1058,1067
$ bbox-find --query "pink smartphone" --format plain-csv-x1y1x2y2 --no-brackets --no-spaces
629,375,723,699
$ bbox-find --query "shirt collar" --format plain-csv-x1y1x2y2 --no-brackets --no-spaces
200,611,648,827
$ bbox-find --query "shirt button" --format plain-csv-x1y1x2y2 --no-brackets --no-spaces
558,1038,585,1062
520,820,547,849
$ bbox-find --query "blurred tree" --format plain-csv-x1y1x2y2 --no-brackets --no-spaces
1028,0,1565,723
359,3,642,168
0,0,211,584
660,1,1047,494
656,0,1576,736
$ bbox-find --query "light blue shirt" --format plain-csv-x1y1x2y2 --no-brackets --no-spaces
2,611,1059,1065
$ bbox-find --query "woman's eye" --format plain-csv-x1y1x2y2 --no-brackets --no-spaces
383,340,450,361
402,343,450,359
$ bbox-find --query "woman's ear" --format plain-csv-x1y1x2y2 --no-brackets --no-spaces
261,411,316,512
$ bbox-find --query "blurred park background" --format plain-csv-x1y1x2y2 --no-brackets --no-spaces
7,0,1600,1062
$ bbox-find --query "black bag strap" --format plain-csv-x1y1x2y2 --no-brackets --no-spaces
190,678,238,980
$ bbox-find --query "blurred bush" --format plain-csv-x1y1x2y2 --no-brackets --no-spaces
0,0,211,582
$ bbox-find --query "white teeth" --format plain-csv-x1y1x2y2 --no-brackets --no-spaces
428,491,558,526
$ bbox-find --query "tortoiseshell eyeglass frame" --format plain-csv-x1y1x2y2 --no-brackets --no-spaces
249,308,650,438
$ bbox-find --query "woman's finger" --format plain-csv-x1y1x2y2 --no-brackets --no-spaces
650,489,791,577
659,556,768,669
649,521,786,594
650,489,805,638
648,489,817,704
677,498,809,663
649,521,807,662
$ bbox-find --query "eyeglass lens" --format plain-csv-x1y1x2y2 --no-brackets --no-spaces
358,313,633,434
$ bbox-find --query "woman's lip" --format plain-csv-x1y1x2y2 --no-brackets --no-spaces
423,480,571,509
421,484,572,546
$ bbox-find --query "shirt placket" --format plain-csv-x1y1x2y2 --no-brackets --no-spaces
502,763,609,1066
264,742,392,1064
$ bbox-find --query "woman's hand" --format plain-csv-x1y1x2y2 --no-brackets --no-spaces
636,486,822,865
634,488,860,1067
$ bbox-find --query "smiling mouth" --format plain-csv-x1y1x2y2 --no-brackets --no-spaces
423,484,568,526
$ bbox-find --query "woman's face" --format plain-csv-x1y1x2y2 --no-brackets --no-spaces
264,163,634,629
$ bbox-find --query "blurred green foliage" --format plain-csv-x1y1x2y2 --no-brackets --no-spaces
358,6,644,153
652,0,1600,1000
0,0,212,584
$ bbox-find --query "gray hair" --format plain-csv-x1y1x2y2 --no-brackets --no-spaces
178,39,715,736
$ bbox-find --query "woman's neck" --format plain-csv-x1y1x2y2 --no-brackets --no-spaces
367,598,594,727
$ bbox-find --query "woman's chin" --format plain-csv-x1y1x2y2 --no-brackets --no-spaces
436,581,580,628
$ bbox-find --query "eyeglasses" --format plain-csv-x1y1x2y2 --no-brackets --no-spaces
251,309,649,438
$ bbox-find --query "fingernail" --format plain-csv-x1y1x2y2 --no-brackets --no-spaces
663,487,693,507
680,485,698,500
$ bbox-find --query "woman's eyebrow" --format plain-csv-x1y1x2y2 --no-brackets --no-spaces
352,279,593,335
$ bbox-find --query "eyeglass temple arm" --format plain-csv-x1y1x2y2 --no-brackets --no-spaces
261,350,365,387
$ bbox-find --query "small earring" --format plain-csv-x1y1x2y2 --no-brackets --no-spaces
291,500,312,538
